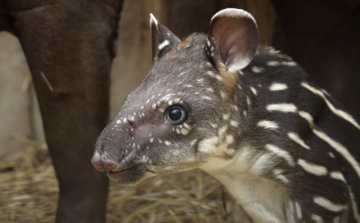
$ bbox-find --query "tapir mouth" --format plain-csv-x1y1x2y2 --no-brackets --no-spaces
107,164,137,177
107,164,148,185
108,168,129,176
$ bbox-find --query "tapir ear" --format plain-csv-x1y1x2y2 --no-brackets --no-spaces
209,9,259,72
150,13,180,62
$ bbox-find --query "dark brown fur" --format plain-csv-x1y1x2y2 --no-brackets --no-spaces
0,0,123,222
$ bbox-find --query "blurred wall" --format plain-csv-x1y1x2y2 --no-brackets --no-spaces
0,33,35,159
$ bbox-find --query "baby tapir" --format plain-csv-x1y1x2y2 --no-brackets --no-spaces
92,8,360,223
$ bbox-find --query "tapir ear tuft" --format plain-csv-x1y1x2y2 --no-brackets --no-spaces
209,8,259,72
150,13,180,62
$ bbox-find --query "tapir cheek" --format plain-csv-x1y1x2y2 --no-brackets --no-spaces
134,124,174,144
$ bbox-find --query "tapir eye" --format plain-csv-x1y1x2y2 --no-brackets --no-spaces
166,106,187,124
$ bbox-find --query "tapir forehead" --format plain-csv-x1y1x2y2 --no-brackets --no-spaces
148,33,210,81
122,33,222,112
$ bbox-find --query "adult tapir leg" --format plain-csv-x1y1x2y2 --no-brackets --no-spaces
8,0,123,222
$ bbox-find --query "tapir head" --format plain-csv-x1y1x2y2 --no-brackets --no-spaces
91,9,259,185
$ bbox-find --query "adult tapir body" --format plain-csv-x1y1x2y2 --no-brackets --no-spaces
92,8,360,223
1,0,123,222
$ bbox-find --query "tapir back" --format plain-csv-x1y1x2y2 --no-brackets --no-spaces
236,45,360,222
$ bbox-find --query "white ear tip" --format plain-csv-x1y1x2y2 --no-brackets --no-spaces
150,13,159,29
211,8,257,25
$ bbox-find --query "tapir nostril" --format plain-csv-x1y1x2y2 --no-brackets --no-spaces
103,160,117,171
91,157,105,171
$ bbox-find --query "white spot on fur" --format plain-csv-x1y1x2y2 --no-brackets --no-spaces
116,120,121,124
329,152,335,158
265,144,295,166
269,83,288,91
246,96,251,106
311,214,324,223
164,141,171,146
206,88,214,92
298,111,314,128
330,171,346,183
183,123,191,129
93,151,101,160
232,105,239,112
250,87,257,95
267,61,297,67
184,84,193,88
297,159,328,176
190,139,197,147
267,103,297,113
287,132,310,149
349,187,360,222
282,61,297,66
249,152,274,174
230,120,238,127
158,40,170,51
313,129,360,178
302,82,360,130
178,71,188,76
207,71,215,77
226,135,235,145
201,95,212,100
273,169,290,184
181,128,190,135
251,66,264,73
257,120,279,130
207,39,211,47
267,61,280,66
220,91,227,99
198,137,219,153
218,126,228,139
313,196,347,212
223,114,230,120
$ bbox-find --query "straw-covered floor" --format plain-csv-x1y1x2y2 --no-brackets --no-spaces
0,136,227,223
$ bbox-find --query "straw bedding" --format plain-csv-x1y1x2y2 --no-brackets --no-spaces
0,136,227,223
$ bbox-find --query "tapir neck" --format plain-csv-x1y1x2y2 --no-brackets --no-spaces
202,152,295,223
